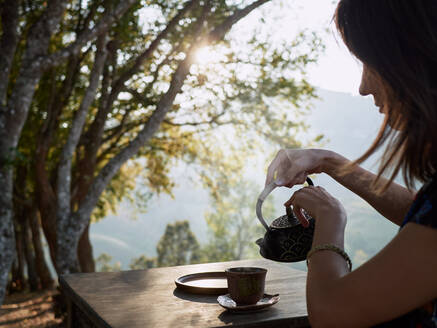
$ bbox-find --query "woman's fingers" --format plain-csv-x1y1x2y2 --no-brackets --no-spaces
285,189,308,226
292,205,310,227
284,186,315,205
283,185,346,229
284,186,320,219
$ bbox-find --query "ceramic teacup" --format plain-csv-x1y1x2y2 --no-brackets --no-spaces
225,267,267,305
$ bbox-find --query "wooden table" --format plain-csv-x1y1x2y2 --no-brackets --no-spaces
60,259,309,328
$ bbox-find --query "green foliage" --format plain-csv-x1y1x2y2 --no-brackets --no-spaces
130,177,276,267
201,178,275,262
16,0,324,222
1,147,28,168
129,255,156,270
11,0,325,277
156,221,201,267
129,221,200,270
95,253,121,272
92,162,153,222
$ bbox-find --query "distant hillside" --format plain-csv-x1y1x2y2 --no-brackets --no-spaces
91,174,210,268
90,88,400,270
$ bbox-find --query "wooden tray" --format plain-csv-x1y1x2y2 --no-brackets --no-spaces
175,272,228,295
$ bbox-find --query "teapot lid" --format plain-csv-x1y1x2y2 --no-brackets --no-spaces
270,207,300,229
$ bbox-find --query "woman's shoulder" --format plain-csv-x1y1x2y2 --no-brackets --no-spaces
401,174,437,229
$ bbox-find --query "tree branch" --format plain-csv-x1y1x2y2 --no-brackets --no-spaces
71,38,119,206
0,0,69,156
110,0,200,98
38,0,137,71
76,0,100,35
39,55,82,154
56,34,108,222
100,107,141,146
79,0,199,177
163,111,227,126
142,43,183,96
208,0,271,42
122,87,157,108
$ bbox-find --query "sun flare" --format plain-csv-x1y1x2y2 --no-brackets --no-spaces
194,46,221,65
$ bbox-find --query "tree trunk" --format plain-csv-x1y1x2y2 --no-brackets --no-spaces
11,217,25,292
0,0,138,303
9,260,20,293
0,0,19,104
0,1,70,304
78,224,95,273
36,197,57,270
30,208,53,289
22,216,39,291
35,58,82,270
57,229,81,274
0,167,15,305
56,35,109,275
13,161,39,291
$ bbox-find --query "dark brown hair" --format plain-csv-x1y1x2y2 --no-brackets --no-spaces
334,0,437,190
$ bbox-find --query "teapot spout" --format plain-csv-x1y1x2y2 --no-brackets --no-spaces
255,237,269,260
256,198,271,231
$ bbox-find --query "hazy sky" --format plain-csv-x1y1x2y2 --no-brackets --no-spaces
142,1,362,94
298,0,363,95
233,0,363,95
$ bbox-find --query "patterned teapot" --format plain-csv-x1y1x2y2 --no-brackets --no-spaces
255,178,315,262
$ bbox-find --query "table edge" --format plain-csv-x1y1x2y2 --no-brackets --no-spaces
59,275,111,328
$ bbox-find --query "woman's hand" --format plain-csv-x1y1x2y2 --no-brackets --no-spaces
285,185,347,229
265,149,333,188
265,148,415,226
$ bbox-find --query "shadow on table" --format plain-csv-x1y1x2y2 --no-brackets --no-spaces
218,307,281,325
218,309,310,327
172,288,218,304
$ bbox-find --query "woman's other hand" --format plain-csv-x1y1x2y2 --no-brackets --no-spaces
285,185,347,229
265,149,334,187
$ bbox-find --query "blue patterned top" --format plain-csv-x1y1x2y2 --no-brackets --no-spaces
376,175,437,327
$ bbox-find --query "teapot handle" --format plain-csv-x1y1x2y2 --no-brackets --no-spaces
256,177,314,231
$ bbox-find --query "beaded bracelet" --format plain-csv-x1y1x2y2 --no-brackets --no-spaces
306,244,352,272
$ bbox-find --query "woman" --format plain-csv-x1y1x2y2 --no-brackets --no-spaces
265,1,437,327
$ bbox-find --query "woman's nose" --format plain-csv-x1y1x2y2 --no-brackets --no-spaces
359,64,376,96
359,73,371,96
